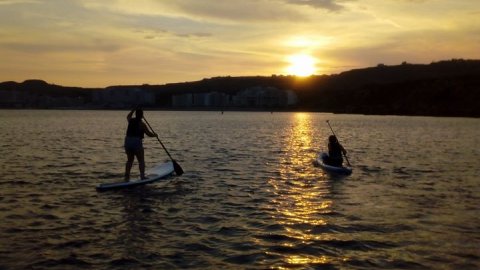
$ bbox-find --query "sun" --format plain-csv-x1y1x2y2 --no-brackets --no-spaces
286,54,317,76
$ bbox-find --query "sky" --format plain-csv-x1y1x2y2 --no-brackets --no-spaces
0,0,479,87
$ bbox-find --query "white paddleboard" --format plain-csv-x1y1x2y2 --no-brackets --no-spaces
96,161,174,191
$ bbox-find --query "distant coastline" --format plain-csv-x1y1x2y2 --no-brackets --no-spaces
1,59,479,117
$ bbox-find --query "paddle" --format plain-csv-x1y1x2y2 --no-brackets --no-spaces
143,116,184,176
326,120,351,167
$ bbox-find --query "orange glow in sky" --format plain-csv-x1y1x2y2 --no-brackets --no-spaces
0,0,479,87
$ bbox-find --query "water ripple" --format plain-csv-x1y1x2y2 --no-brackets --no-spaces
0,111,479,269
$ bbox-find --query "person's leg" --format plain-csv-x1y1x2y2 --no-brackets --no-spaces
135,148,146,179
125,151,135,181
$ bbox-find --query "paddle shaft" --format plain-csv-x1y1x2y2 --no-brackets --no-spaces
143,117,175,161
143,116,184,175
326,120,351,166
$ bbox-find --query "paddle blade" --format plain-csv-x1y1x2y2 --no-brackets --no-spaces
173,160,184,176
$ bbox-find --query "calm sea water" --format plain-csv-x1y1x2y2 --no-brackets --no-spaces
0,110,479,269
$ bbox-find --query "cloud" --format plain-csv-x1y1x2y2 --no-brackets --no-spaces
0,0,40,5
80,0,308,23
0,41,122,54
285,0,351,12
169,0,306,22
135,28,212,40
322,24,480,71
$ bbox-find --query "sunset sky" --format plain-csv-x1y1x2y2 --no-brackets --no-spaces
1,0,479,87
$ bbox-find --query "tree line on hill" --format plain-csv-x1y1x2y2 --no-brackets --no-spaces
0,59,479,117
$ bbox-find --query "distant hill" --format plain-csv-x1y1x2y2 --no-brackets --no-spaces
1,59,479,117
297,60,480,116
0,79,99,95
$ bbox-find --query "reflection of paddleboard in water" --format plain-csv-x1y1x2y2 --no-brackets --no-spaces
96,161,174,192
315,152,352,175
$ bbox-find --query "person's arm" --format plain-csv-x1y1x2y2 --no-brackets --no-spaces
141,122,157,137
127,109,135,121
340,144,347,155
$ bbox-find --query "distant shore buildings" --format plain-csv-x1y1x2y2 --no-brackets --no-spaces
0,83,297,110
92,86,297,109
0,89,87,108
92,87,155,108
172,86,298,109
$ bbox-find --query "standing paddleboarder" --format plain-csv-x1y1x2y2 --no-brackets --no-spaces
124,108,157,181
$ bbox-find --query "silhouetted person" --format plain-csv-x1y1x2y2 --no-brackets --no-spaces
124,108,157,181
324,135,347,167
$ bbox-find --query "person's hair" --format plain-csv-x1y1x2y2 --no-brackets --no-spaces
135,109,143,119
329,135,337,143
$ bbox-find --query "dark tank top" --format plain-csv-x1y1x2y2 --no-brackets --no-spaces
329,142,342,159
126,118,144,139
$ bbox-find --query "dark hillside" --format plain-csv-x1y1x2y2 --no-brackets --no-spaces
1,59,479,116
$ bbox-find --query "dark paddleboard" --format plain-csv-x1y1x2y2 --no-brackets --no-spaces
316,152,352,175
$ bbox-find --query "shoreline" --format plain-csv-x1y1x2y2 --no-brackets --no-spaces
1,107,478,119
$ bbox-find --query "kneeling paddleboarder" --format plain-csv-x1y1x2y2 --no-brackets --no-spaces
324,135,347,167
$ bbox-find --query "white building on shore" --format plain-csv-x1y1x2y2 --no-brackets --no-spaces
93,87,155,107
171,87,297,109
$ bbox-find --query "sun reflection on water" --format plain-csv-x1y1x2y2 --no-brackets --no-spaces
286,254,329,265
266,113,335,267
